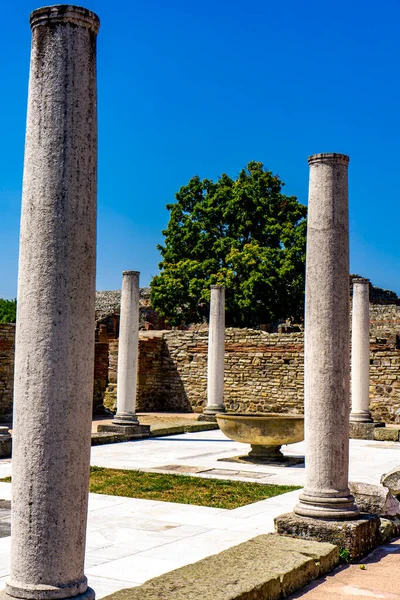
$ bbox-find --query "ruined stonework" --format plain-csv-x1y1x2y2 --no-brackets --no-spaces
370,337,400,422
102,328,400,424
95,288,169,338
0,329,108,420
0,325,15,420
5,304,400,421
103,329,304,414
93,343,109,413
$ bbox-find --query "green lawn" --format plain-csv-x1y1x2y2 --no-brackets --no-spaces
87,466,300,509
1,467,299,509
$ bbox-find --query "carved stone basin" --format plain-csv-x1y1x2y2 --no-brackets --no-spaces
216,413,304,463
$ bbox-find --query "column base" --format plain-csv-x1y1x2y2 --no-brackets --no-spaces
98,423,151,439
1,584,95,600
275,512,380,560
202,405,225,416
112,412,139,425
349,411,373,423
294,491,359,520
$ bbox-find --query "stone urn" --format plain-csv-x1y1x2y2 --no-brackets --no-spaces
216,413,304,462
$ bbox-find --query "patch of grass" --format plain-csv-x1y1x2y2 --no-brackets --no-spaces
0,468,300,509
87,466,300,509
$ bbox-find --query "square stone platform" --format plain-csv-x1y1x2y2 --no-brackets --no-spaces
349,422,384,440
97,424,151,439
275,512,380,560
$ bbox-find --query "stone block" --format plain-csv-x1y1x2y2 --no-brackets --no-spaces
378,517,400,544
97,424,151,439
91,432,126,446
197,413,218,422
349,421,384,440
374,427,400,441
0,429,12,459
274,512,380,560
381,465,400,495
349,481,400,516
101,534,338,600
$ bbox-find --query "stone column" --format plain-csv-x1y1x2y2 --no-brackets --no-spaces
6,6,99,600
350,278,373,423
113,271,140,424
204,285,226,416
294,153,359,520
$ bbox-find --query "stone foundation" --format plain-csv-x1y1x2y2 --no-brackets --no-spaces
275,512,380,560
97,423,150,439
349,421,384,440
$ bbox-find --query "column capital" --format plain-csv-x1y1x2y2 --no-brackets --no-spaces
30,5,100,34
352,277,370,286
122,270,140,277
210,284,225,290
308,153,349,166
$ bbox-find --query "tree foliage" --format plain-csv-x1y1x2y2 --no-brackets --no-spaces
150,161,307,327
0,299,17,324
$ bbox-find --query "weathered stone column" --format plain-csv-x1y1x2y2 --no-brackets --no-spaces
350,278,373,423
6,6,99,600
294,153,359,520
113,271,140,424
204,285,226,416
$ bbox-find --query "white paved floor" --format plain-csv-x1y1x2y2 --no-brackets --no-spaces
0,430,398,598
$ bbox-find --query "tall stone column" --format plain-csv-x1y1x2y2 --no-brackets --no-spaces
350,278,373,423
6,6,99,600
294,153,359,520
113,271,140,424
204,285,226,416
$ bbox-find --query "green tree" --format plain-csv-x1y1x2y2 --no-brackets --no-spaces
0,299,17,324
151,161,307,327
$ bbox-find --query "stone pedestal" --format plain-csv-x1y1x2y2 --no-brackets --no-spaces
5,6,99,600
97,423,151,439
349,421,384,440
350,278,373,423
275,513,380,560
203,285,226,417
294,153,358,520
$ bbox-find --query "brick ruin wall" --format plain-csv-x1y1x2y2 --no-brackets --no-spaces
3,303,400,421
102,307,400,423
0,324,110,420
0,325,15,420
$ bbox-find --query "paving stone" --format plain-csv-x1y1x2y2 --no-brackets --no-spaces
101,534,338,600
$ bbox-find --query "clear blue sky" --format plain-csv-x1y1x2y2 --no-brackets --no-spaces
1,0,399,299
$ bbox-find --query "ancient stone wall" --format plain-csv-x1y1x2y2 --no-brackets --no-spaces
110,327,400,424
1,330,110,420
124,329,305,415
93,343,109,413
0,325,15,420
369,304,400,336
5,308,400,422
369,337,400,423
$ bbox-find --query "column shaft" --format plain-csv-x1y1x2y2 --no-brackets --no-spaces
7,6,99,600
294,153,358,520
113,271,140,424
350,278,372,423
204,285,226,415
